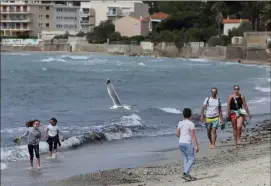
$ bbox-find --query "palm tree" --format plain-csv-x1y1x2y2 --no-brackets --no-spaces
211,2,226,37
259,3,271,31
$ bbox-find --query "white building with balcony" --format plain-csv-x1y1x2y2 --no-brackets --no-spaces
0,1,38,37
80,1,149,29
0,1,80,37
52,3,80,33
80,2,95,33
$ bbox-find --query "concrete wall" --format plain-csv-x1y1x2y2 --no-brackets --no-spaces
1,38,42,45
74,43,108,52
226,46,245,59
140,41,153,51
130,3,149,17
140,21,149,37
41,43,70,51
1,40,269,62
245,49,270,61
68,36,88,52
1,45,42,51
244,32,271,49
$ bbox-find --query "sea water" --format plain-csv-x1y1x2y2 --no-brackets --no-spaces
1,52,270,183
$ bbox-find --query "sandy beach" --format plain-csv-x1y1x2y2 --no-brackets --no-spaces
49,120,271,186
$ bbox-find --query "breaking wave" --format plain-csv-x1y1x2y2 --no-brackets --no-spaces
1,114,143,162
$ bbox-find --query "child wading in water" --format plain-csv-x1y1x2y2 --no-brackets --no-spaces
176,108,199,181
19,120,41,169
45,118,61,159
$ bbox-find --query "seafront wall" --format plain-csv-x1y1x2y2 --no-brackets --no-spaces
1,42,270,62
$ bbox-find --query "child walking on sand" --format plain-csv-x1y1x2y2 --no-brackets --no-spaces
45,117,60,159
176,108,199,181
19,120,41,169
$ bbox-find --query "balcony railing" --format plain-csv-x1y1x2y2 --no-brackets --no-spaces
80,20,89,24
1,17,32,21
106,11,118,16
1,27,30,30
82,11,89,14
1,10,29,13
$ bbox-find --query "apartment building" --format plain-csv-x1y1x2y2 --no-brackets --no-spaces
0,1,80,37
52,3,80,32
80,1,149,29
0,1,51,37
80,2,95,33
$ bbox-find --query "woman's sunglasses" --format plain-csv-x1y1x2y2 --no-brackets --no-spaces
234,88,240,90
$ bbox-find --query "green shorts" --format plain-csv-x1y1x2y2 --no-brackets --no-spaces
205,117,219,129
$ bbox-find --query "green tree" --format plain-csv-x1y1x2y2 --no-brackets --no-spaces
241,2,265,31
259,3,271,31
143,1,159,14
228,21,253,37
86,20,115,43
108,32,121,41
76,31,85,37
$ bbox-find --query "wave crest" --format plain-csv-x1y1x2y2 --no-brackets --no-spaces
1,114,143,162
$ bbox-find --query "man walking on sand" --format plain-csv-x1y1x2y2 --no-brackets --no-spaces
200,87,223,149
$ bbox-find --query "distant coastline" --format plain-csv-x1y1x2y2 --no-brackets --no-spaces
1,47,270,66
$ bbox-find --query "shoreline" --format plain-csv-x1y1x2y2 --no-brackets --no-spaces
1,50,270,66
50,120,271,186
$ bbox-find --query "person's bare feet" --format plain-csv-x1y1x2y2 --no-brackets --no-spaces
237,140,241,145
210,145,215,149
209,143,212,149
37,166,41,170
209,143,215,149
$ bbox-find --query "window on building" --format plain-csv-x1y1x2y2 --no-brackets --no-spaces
16,23,20,29
23,6,27,12
46,23,49,28
39,23,42,27
16,6,20,12
46,15,49,19
39,6,42,10
46,6,49,10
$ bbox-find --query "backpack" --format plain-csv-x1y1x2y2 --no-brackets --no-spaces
205,97,221,108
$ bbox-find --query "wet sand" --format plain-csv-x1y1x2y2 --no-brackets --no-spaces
50,120,271,186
